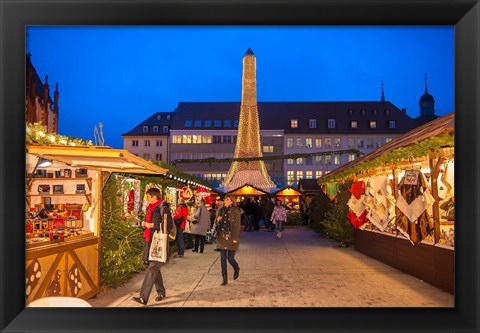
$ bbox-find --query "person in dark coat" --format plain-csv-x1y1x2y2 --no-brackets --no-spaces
215,194,241,286
133,188,173,305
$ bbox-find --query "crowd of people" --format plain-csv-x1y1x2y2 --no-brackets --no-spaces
133,193,304,305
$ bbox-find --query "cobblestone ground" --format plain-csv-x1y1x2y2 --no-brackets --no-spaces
88,226,454,307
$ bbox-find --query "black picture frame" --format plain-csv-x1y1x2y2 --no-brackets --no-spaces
1,0,479,332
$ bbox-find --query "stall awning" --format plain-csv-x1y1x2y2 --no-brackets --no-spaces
272,187,302,196
227,184,270,196
26,144,168,175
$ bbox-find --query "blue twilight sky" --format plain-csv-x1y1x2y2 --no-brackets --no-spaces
27,26,454,149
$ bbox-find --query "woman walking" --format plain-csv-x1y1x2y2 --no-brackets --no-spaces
191,199,210,253
215,194,241,286
173,198,188,257
270,199,287,238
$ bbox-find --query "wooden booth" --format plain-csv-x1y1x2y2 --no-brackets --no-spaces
272,186,302,211
25,144,167,304
319,113,454,294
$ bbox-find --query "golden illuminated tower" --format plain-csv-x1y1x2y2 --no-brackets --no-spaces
220,48,276,192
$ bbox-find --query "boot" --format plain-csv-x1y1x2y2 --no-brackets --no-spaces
233,266,240,280
221,272,228,286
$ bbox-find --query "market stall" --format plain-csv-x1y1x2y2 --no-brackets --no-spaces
319,113,454,293
25,144,167,304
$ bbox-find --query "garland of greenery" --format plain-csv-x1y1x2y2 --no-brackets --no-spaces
172,149,363,167
320,133,454,183
26,122,93,146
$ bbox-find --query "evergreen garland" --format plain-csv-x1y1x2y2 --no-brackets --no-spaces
99,174,145,289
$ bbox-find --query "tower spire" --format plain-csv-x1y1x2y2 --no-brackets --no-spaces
219,49,276,192
381,79,385,102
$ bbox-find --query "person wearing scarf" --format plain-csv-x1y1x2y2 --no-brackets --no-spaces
133,188,173,306
215,194,241,286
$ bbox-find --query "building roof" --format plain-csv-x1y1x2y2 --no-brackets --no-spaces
122,112,174,136
298,179,322,192
420,92,435,103
170,101,419,134
27,55,54,104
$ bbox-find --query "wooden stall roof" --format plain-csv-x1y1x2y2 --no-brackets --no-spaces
272,187,302,197
320,112,454,182
26,144,168,175
226,184,270,196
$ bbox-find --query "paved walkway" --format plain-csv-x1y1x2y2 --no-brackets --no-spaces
88,227,454,307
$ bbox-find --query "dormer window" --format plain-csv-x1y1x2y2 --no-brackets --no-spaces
291,119,298,128
184,120,192,127
372,109,377,116
309,119,317,129
204,120,212,127
234,120,239,127
361,109,366,115
153,126,159,133
194,120,202,127
327,119,335,129
224,120,232,127
167,115,171,120
157,115,162,120
389,121,396,129
350,121,358,129
369,121,377,128
214,120,222,127
143,126,149,133
348,109,353,116
163,126,169,133
385,109,390,116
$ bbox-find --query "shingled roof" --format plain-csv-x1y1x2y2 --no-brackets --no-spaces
171,101,419,134
122,112,174,136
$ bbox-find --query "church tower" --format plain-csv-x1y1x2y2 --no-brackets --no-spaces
419,74,435,117
219,48,276,192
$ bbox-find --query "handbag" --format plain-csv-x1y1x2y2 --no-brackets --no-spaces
148,217,168,262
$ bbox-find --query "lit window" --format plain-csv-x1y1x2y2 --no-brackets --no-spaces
327,119,335,128
305,138,313,148
287,138,294,149
370,121,377,128
316,170,323,178
153,126,159,133
287,159,294,165
204,120,212,127
287,171,294,183
386,138,393,143
325,170,331,175
143,126,149,133
291,119,298,128
324,138,332,148
184,120,192,127
376,138,382,148
163,126,169,133
214,120,222,127
348,154,356,162
306,171,313,179
296,171,303,181
296,138,303,148
389,121,396,128
296,158,304,165
334,155,341,165
182,135,192,144
172,136,182,144
263,145,274,153
309,119,317,128
194,120,202,127
348,137,355,148
315,138,322,148
144,140,150,147
202,135,212,144
192,135,203,144
334,138,341,148
315,156,322,165
224,120,232,127
350,121,358,129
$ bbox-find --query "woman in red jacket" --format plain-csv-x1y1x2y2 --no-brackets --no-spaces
173,198,189,257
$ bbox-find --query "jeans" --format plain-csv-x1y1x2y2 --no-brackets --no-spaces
275,220,284,232
194,234,206,253
245,215,254,230
139,261,165,302
220,249,238,275
176,227,184,255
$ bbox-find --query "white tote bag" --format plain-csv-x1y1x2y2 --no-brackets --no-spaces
148,215,168,262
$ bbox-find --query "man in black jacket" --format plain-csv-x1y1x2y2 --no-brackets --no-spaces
133,188,173,305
